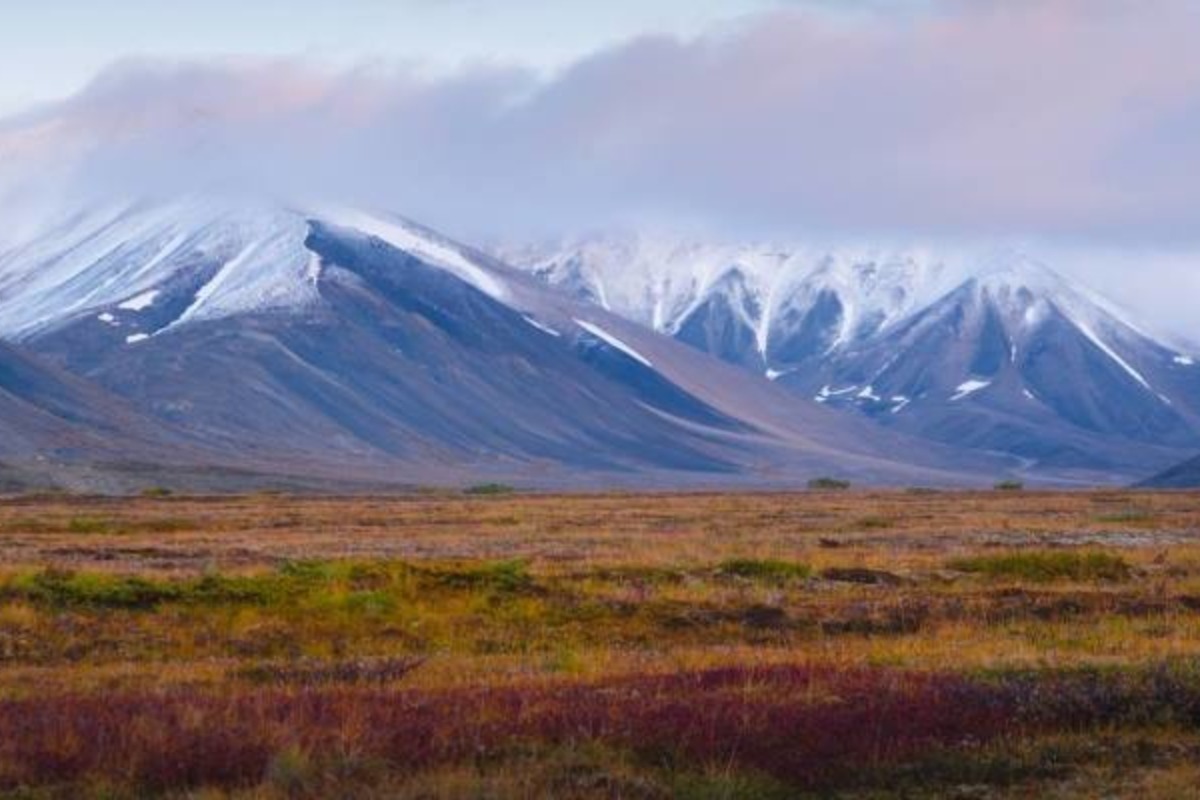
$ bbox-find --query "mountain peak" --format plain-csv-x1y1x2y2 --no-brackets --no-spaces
0,196,510,340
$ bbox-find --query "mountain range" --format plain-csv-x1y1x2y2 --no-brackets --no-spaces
0,197,1007,491
510,235,1200,483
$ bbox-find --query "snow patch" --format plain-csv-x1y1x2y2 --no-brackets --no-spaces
818,385,858,399
951,379,992,401
574,319,653,367
890,395,911,414
1175,355,1195,366
857,385,882,402
118,289,160,311
97,312,117,325
125,333,149,344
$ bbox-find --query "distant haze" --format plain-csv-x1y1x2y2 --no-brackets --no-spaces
0,0,1198,338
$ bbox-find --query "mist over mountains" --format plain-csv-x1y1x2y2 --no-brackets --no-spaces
1,1,1199,489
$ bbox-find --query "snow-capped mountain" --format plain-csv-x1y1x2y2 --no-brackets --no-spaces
0,197,999,489
509,235,1200,476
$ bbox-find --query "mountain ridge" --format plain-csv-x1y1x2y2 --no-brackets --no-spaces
509,234,1200,479
0,197,1010,490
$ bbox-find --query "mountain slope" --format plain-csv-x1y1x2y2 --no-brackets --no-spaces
512,236,1200,480
1139,454,1200,488
0,198,1001,488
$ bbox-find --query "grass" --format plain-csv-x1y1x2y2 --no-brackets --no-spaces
0,489,1197,797
948,550,1133,583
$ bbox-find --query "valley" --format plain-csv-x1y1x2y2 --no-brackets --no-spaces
2,488,1200,797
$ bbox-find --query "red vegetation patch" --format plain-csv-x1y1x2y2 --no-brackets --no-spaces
0,665,1016,792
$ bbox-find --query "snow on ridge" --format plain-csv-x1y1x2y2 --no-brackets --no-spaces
1176,355,1195,366
951,379,991,401
118,289,160,311
510,237,1177,383
1073,319,1152,390
0,198,321,336
574,319,654,368
857,385,882,401
323,209,508,301
0,198,513,337
523,315,561,338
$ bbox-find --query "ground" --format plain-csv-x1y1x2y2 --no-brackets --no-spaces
1,488,1200,798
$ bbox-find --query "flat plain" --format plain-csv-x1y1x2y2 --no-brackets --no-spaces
2,488,1200,798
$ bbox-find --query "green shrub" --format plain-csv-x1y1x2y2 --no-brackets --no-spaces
947,550,1132,582
14,569,181,609
430,559,534,594
807,477,851,491
464,483,516,496
718,558,811,584
265,746,316,796
140,486,173,498
67,516,117,535
994,480,1025,491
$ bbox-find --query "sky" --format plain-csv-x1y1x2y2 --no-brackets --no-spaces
0,0,1198,336
0,0,797,114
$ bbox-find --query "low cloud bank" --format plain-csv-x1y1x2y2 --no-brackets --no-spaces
1,0,1197,244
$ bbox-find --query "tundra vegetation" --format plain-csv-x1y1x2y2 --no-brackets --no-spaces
1,489,1199,798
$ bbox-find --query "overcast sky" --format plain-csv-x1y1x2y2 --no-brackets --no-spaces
0,0,1198,337
0,0,801,114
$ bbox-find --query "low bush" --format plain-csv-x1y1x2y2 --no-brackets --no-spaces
0,665,1019,792
948,550,1132,583
67,516,117,535
808,477,851,491
464,483,516,496
718,558,811,584
427,559,535,594
235,656,427,687
995,480,1025,491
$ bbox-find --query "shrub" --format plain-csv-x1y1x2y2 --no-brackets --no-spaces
265,746,316,796
13,569,182,609
464,483,516,496
236,657,426,687
947,550,1132,583
429,559,535,594
0,665,1020,792
808,477,851,491
994,480,1025,491
719,558,811,584
140,486,174,498
67,516,117,535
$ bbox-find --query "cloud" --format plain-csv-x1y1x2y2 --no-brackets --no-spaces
1,0,1199,248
